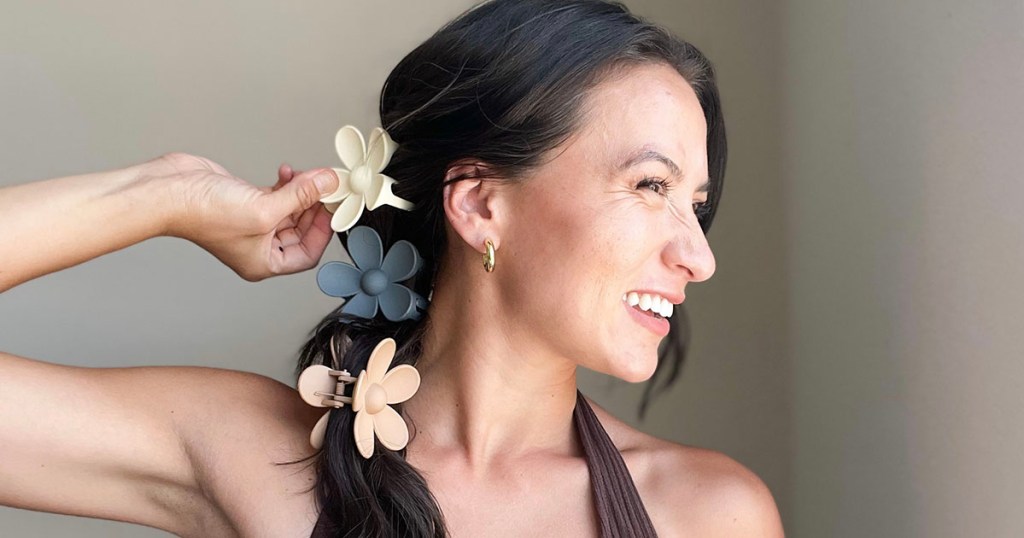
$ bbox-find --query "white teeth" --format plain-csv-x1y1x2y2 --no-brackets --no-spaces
624,292,675,319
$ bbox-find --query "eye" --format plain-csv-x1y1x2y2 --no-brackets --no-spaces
636,176,670,196
693,200,710,214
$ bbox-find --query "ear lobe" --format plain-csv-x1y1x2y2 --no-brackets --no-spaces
442,162,504,252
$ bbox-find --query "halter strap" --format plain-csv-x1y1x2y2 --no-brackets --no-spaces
573,389,659,537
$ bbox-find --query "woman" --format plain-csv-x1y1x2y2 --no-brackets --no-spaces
0,0,783,536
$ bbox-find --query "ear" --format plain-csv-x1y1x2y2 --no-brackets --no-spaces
442,161,508,253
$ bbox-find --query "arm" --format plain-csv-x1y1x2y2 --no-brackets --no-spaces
0,153,338,530
0,152,339,291
0,350,319,535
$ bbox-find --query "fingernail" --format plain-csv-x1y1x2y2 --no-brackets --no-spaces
315,170,336,194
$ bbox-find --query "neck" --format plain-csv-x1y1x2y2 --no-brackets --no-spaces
402,272,581,470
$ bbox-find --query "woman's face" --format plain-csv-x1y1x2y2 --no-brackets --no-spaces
499,62,715,382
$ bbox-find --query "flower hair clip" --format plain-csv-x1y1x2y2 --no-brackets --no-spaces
297,337,420,458
320,125,414,232
317,226,428,321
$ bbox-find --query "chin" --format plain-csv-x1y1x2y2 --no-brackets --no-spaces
604,350,659,383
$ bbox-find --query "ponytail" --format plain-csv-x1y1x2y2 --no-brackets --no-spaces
296,313,446,537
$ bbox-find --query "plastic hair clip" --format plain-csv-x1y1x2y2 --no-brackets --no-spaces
319,125,414,232
317,226,428,321
297,337,420,458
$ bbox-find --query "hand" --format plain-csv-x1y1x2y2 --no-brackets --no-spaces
150,153,340,281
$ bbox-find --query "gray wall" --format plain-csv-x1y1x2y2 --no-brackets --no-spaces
782,0,1024,536
5,0,1020,537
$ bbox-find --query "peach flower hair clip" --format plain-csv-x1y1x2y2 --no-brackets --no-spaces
297,337,421,458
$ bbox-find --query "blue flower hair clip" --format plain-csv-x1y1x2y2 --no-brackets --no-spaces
317,226,428,321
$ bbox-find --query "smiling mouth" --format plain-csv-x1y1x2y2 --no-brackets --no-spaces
622,292,674,320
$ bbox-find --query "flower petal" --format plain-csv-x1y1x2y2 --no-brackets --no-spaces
340,293,378,319
381,364,420,404
346,226,383,270
378,283,417,322
352,371,367,412
366,128,397,173
335,125,367,171
353,410,375,458
364,173,387,210
323,201,341,214
372,405,410,451
310,411,331,450
381,240,422,282
330,193,365,233
319,168,351,204
366,338,397,383
316,262,362,298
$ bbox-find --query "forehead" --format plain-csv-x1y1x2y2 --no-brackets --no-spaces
570,62,709,182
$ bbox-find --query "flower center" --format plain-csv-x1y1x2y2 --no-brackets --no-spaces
350,165,373,195
360,269,388,296
365,383,387,414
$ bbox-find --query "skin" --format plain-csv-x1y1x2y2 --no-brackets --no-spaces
0,63,784,537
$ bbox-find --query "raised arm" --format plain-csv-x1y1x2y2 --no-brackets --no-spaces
0,152,339,292
0,153,338,531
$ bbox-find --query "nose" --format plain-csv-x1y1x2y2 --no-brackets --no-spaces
662,214,716,283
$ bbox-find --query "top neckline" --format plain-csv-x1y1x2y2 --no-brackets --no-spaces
310,390,657,537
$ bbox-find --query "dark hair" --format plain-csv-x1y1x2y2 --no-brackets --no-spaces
293,0,726,535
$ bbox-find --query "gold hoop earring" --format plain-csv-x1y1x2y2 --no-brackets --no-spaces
482,239,496,273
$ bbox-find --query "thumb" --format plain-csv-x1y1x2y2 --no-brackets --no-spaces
265,168,339,219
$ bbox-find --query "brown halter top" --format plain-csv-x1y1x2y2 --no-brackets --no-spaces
310,390,658,537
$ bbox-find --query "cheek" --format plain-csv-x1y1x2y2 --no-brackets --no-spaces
501,193,616,319
504,198,650,334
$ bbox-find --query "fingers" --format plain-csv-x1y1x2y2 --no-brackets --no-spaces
261,168,338,227
277,163,296,188
259,164,340,275
272,206,336,274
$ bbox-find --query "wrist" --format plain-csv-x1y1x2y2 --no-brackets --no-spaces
130,154,193,239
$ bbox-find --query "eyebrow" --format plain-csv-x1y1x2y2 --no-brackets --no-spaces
618,148,711,192
619,149,682,177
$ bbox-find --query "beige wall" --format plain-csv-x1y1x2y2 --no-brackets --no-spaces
8,0,1020,537
781,0,1024,536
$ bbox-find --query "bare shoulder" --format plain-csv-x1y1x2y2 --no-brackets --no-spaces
585,398,785,537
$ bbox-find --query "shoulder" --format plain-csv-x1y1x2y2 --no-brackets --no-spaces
585,398,784,537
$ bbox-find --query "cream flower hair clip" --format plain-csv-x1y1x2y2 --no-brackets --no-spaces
297,337,420,458
320,125,415,232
